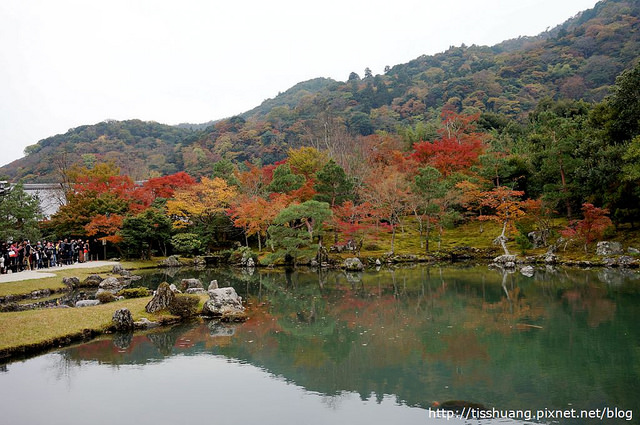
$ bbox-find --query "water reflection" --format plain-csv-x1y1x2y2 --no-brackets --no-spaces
1,265,639,424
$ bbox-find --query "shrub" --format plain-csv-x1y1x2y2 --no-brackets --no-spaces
167,294,200,318
117,287,151,299
96,291,116,304
171,233,203,256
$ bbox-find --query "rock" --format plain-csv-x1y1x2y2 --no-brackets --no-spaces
30,289,51,298
112,264,125,274
342,257,364,271
159,255,181,267
75,300,100,307
628,247,640,255
203,287,247,321
604,255,637,268
493,254,517,263
520,266,535,277
375,259,382,266
180,278,203,291
245,257,255,267
544,253,558,264
186,288,206,294
208,280,219,290
99,277,124,291
527,230,550,248
618,256,636,267
169,284,181,293
63,276,80,287
596,241,623,256
83,274,103,286
112,308,134,331
145,282,175,313
134,318,160,329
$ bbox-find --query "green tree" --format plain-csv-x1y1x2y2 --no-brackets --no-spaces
120,206,172,259
412,166,447,252
0,183,42,243
527,99,589,218
313,160,353,207
211,159,239,186
266,200,332,264
605,63,640,144
267,164,305,194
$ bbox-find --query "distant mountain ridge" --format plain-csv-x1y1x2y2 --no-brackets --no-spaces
2,0,638,182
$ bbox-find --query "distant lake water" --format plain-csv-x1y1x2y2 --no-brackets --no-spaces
1,265,639,424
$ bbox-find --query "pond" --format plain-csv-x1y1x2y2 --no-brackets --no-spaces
1,264,639,424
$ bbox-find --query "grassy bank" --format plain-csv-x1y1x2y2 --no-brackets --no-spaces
0,260,209,359
0,293,209,359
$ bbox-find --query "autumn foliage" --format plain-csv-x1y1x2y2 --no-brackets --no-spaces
560,203,613,251
410,108,485,176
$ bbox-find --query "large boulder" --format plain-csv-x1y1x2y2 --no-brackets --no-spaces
82,274,103,286
520,266,535,277
159,255,181,267
342,257,364,271
180,278,203,291
596,241,623,256
63,276,80,288
145,282,175,313
99,277,124,292
134,317,161,329
202,287,247,321
112,308,134,331
112,264,125,274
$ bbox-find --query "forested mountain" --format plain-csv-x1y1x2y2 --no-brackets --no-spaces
1,0,638,182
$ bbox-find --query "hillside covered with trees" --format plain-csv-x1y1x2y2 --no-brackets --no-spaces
1,0,639,264
1,0,638,183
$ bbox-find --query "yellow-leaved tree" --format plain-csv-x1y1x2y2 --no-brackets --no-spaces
167,177,237,229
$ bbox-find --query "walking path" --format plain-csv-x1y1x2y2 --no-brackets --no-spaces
0,261,119,284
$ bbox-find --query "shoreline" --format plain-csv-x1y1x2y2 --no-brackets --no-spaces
0,254,638,363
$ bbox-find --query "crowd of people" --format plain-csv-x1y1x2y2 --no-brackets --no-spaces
0,239,92,274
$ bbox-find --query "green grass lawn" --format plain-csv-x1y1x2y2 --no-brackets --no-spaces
0,265,116,298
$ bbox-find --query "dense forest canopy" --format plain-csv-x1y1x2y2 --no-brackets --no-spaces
1,0,638,183
1,0,639,261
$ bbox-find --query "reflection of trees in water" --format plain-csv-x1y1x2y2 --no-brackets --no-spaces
37,265,640,415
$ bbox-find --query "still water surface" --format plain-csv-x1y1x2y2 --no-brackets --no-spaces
1,265,639,424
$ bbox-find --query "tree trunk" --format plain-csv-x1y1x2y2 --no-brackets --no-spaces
390,224,396,254
494,221,511,255
425,218,430,253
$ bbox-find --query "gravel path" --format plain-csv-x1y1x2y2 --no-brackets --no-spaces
0,261,119,284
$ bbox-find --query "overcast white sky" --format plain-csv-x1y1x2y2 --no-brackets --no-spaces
0,0,598,168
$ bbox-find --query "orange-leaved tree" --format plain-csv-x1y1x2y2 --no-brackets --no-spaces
477,186,526,255
410,106,485,177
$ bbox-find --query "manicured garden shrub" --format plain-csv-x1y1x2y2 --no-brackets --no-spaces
167,294,200,318
96,292,116,304
117,287,151,299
